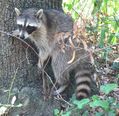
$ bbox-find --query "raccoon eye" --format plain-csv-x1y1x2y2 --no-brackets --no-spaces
26,26,37,34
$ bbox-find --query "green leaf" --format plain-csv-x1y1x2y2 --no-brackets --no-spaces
73,98,90,109
70,94,76,102
111,37,117,44
67,4,73,10
82,111,89,116
72,11,79,20
92,95,100,101
118,74,119,78
108,110,116,116
54,109,60,116
95,112,104,116
112,61,119,70
65,0,72,4
62,111,71,116
107,97,115,104
99,27,106,48
108,33,115,44
93,0,102,14
115,33,119,38
90,99,109,111
113,103,119,109
100,83,118,94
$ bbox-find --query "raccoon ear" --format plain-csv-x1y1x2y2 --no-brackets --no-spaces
36,9,43,18
15,8,21,16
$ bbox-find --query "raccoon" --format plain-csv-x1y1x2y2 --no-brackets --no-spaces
52,37,98,100
14,8,73,68
14,8,98,100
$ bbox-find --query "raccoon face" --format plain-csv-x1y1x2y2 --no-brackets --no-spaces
15,8,43,39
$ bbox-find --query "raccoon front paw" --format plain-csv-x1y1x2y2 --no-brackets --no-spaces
38,61,44,69
38,59,43,69
37,62,42,69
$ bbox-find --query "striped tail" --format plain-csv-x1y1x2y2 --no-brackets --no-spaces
75,70,92,100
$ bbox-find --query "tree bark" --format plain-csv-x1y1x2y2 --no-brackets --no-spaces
0,0,62,116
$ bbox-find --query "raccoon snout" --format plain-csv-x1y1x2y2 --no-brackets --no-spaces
19,34,25,39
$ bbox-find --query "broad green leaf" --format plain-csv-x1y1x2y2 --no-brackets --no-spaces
92,95,100,101
101,1,107,14
117,74,119,78
111,37,117,44
115,33,119,38
54,109,60,116
107,97,115,104
62,111,71,116
89,99,109,111
67,4,73,10
73,98,90,109
82,111,89,116
112,61,119,70
113,103,119,109
108,110,116,116
95,112,105,116
92,0,102,14
108,33,115,44
100,83,118,94
70,94,76,101
65,0,72,4
72,11,79,20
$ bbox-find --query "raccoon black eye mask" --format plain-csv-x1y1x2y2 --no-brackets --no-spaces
26,26,37,34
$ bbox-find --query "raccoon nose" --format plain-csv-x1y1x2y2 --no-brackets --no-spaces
19,34,25,39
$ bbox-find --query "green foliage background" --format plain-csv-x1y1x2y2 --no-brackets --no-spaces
63,0,119,46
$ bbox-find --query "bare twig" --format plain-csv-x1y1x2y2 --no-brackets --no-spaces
0,30,39,57
7,67,19,103
25,46,30,64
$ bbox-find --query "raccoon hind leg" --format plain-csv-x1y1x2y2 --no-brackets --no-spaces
53,72,69,96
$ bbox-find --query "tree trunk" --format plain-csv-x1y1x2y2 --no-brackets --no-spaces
0,0,62,116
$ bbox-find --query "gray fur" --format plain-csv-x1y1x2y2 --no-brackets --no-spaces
15,8,97,99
